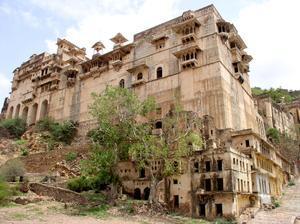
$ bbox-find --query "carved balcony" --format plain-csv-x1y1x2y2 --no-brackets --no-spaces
21,92,35,103
231,47,242,63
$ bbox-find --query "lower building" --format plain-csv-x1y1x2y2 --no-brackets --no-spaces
116,115,291,219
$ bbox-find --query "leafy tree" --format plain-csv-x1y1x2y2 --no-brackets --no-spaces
266,128,280,143
85,86,203,204
251,87,298,103
129,98,203,204
84,86,155,196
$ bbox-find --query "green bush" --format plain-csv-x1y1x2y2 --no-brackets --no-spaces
0,177,12,205
0,160,25,182
266,128,280,143
65,152,78,162
35,117,56,132
67,173,114,193
288,180,295,186
20,148,29,156
67,176,93,192
36,118,77,145
14,139,29,156
0,118,26,138
51,120,77,144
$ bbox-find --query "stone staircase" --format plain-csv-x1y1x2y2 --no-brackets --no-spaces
247,178,300,224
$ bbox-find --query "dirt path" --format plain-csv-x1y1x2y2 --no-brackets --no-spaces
248,178,300,224
0,200,205,224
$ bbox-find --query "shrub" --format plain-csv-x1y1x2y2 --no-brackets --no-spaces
67,176,93,192
266,128,280,143
67,173,113,193
0,177,12,205
35,117,56,132
274,201,280,208
0,118,26,138
0,160,25,182
20,148,29,156
65,152,78,162
50,120,77,144
15,139,29,156
288,180,295,186
36,118,77,145
119,200,135,214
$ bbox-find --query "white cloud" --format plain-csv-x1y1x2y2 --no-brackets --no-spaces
237,0,300,90
30,0,181,57
0,2,40,28
45,39,57,53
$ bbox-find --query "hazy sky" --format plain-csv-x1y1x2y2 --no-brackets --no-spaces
0,0,299,107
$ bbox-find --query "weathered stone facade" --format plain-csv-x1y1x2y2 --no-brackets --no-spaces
3,4,298,219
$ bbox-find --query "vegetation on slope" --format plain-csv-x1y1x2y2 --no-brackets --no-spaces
0,118,26,138
35,117,77,145
252,87,300,103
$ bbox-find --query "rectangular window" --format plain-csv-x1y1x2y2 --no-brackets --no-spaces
174,195,179,208
217,178,224,191
216,204,223,216
233,63,239,73
217,160,223,171
173,179,178,185
245,139,250,147
199,204,206,217
205,179,211,191
194,162,199,173
205,161,211,172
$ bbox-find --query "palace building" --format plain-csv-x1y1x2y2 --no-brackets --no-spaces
3,4,298,219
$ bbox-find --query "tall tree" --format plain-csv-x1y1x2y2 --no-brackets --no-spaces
85,86,155,196
86,86,203,204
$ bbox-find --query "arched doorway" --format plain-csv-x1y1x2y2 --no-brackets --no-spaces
8,106,14,119
15,104,20,118
40,100,48,119
30,103,38,124
22,106,29,123
134,188,141,200
143,187,150,200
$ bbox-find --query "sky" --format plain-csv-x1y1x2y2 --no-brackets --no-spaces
0,0,299,107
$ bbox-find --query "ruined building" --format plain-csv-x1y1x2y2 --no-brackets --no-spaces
3,4,298,219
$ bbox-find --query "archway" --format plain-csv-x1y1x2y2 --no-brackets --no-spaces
134,188,141,200
40,100,48,119
143,187,150,200
22,106,29,123
30,103,38,124
15,104,20,118
8,106,14,119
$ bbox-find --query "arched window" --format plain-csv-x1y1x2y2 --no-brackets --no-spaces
137,72,143,80
8,106,14,119
30,103,38,125
119,79,125,88
156,67,163,79
22,106,29,123
186,54,190,60
15,104,20,118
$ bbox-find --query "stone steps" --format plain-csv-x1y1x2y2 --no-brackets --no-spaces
246,178,300,224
